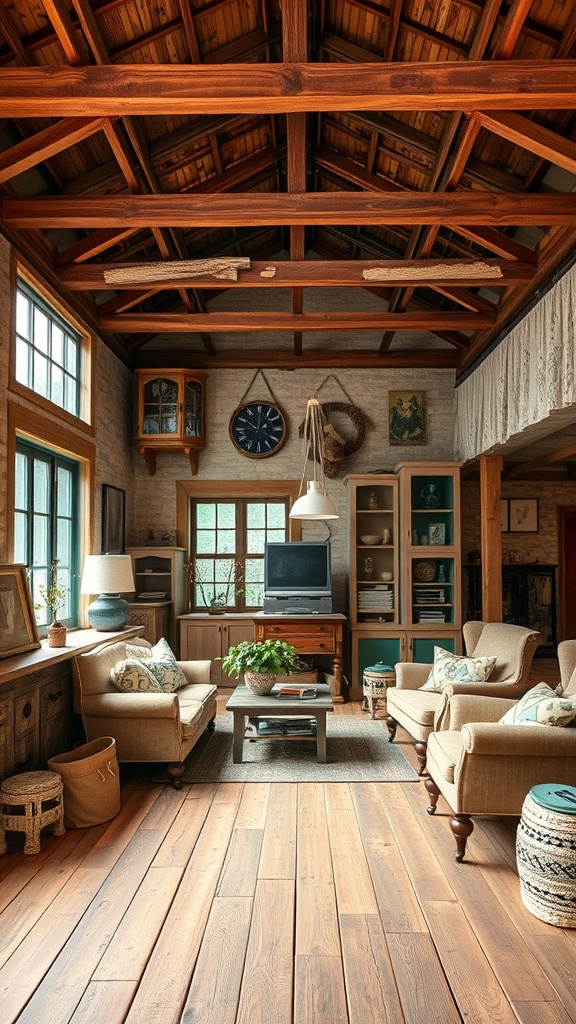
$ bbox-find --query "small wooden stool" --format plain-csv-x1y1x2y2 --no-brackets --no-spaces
0,771,65,855
362,664,396,719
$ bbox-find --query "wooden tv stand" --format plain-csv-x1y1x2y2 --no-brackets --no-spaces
253,613,346,703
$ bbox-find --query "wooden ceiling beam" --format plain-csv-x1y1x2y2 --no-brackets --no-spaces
7,192,576,228
1,62,576,116
505,443,576,479
134,348,461,369
283,0,308,359
54,227,139,266
0,116,109,185
100,311,495,332
59,258,534,291
469,110,576,177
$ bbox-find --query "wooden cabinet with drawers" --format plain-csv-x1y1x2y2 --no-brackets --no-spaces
253,614,346,702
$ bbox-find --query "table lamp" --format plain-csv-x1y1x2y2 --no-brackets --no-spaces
81,554,135,631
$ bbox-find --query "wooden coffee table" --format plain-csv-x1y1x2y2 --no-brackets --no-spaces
226,683,334,763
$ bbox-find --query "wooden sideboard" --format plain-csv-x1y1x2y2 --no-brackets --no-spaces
253,613,346,703
0,626,143,781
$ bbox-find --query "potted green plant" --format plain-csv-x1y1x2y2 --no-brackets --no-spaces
220,639,303,695
37,559,69,648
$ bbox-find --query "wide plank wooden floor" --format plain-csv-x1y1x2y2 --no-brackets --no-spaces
1,660,574,1024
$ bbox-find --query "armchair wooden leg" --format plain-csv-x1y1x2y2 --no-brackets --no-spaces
207,716,216,732
425,777,440,814
414,740,428,776
450,814,474,863
385,715,397,741
167,762,185,789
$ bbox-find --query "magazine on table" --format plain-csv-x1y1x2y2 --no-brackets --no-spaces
275,685,318,700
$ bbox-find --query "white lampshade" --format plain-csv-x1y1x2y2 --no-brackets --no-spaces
81,554,135,595
290,481,339,520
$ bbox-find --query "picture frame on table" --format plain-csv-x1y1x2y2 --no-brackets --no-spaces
428,523,446,545
500,499,509,532
101,484,126,554
0,564,41,659
509,498,539,533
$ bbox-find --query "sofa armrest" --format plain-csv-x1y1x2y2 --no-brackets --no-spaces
433,691,516,731
394,662,432,690
178,660,212,685
82,691,179,720
461,722,576,756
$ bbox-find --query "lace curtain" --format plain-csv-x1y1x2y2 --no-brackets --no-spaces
455,262,576,461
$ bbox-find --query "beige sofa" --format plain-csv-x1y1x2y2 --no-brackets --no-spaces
74,638,217,787
424,639,576,862
386,621,541,774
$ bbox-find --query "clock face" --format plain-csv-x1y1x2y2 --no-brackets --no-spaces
229,402,287,458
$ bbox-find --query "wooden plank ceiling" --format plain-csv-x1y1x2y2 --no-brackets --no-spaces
0,0,575,373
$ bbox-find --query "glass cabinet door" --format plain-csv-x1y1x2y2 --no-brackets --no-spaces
185,378,202,437
142,376,179,435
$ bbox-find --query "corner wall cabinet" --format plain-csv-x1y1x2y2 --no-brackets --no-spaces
179,614,255,688
125,546,187,653
134,369,207,475
345,463,462,700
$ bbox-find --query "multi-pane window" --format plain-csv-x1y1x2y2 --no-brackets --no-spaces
14,440,79,630
190,499,288,611
15,279,82,418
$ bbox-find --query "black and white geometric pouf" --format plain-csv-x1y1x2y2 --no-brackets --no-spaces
516,784,576,927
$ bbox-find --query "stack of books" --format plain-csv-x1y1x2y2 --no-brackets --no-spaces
358,586,394,612
417,609,446,623
256,718,317,737
275,685,318,700
413,587,445,605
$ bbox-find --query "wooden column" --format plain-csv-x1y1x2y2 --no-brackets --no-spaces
479,455,503,621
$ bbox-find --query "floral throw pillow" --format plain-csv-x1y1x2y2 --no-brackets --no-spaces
125,637,188,693
420,646,497,692
499,682,576,727
110,658,163,693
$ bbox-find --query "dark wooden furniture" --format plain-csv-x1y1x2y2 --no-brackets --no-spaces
0,627,143,781
253,613,346,703
226,683,334,764
465,564,557,653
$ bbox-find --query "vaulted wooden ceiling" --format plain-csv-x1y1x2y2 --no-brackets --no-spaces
1,0,576,373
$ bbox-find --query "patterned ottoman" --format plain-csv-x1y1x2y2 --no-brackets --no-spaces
516,784,576,927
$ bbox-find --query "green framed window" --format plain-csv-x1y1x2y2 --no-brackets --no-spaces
190,498,288,611
14,439,80,631
15,278,82,418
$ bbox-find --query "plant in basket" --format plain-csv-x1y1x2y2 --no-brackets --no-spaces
36,559,69,647
220,639,304,695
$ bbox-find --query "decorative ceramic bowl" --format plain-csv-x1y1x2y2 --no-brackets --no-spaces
359,534,381,545
380,571,393,581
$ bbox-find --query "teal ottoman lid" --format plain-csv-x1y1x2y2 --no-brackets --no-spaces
364,663,394,674
530,784,576,815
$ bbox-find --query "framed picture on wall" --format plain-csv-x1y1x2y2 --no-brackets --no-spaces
388,391,427,445
500,499,509,532
509,498,538,533
102,485,126,554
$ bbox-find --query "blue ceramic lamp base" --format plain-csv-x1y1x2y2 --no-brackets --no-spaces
87,594,130,631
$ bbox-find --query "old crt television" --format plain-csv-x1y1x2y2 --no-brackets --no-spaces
263,541,332,613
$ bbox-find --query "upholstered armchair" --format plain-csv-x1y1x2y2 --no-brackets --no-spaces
385,621,541,774
74,638,217,788
424,639,576,862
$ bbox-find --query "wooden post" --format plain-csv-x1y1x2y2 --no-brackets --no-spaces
479,455,503,621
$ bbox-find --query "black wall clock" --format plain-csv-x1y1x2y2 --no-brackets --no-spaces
229,401,287,458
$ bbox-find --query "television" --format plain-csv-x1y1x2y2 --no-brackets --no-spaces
263,541,332,613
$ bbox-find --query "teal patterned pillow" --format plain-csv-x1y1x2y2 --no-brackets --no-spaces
110,658,163,693
125,637,187,693
420,646,496,692
499,682,576,727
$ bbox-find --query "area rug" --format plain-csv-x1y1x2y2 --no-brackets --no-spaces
152,714,420,783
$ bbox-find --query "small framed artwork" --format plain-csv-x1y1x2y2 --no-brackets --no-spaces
428,523,446,545
500,499,509,532
509,498,539,533
508,549,521,563
389,391,427,445
0,564,41,659
102,485,126,554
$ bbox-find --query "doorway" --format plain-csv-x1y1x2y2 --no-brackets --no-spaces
558,506,576,640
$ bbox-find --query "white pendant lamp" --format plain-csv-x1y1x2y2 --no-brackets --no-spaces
290,397,339,520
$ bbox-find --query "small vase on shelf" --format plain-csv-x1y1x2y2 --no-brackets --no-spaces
47,622,67,648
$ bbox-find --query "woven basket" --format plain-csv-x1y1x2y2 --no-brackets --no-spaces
244,671,276,696
516,790,576,927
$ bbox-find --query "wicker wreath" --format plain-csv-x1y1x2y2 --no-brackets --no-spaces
299,401,370,478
